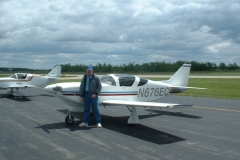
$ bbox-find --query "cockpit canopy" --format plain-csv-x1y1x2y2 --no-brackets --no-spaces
100,74,148,87
9,73,28,79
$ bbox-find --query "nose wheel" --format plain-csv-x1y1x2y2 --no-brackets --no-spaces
65,110,74,124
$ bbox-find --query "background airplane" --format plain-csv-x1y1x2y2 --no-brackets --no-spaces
44,64,205,126
0,66,61,97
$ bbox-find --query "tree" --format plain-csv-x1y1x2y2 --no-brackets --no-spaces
218,62,227,70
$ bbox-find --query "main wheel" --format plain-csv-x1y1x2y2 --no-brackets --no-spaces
65,115,74,124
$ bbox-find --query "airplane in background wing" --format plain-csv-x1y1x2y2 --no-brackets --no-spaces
44,64,205,125
0,66,61,97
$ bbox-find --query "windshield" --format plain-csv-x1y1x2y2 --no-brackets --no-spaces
9,74,17,79
114,74,135,87
100,75,116,86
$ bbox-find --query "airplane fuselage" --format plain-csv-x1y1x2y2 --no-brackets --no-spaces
45,78,171,112
0,75,57,89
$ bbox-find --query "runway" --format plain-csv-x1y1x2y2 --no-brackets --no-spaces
0,87,240,160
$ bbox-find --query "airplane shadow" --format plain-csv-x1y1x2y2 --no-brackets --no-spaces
19,94,55,98
0,93,55,101
35,109,190,145
39,94,55,97
0,94,32,102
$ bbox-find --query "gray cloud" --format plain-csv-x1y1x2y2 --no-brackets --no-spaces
0,0,239,69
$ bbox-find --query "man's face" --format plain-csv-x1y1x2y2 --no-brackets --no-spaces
86,70,93,76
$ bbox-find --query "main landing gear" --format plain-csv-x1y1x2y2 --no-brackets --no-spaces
6,88,25,98
127,106,139,127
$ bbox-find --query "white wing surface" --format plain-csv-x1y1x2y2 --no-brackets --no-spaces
102,100,192,108
9,85,37,88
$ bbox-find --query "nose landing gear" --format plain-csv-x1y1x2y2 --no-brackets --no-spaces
65,110,74,124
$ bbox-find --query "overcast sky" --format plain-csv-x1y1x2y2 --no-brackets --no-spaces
0,0,240,69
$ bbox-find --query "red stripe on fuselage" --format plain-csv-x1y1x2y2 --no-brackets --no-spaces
62,94,137,96
99,94,137,96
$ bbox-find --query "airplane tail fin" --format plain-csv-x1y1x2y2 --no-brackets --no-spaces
164,64,191,87
46,66,62,78
162,64,206,93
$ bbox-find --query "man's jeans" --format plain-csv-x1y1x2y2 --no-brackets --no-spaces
83,93,101,124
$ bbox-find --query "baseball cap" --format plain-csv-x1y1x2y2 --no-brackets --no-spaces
86,65,93,70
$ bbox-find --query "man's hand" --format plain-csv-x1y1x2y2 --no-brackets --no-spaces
91,94,96,98
80,97,83,102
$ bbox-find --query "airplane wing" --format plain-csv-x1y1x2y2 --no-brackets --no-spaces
102,100,192,108
9,85,37,88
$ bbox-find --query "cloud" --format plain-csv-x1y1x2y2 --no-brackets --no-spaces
0,0,239,69
207,42,231,54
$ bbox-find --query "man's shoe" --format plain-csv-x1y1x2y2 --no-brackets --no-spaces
79,122,88,127
97,123,102,128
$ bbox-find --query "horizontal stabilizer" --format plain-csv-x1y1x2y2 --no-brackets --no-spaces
102,100,192,108
170,86,207,90
47,77,60,80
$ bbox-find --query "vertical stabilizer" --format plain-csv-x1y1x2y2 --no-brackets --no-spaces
46,66,62,78
166,64,191,87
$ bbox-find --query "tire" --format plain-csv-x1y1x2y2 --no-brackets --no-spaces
65,115,74,124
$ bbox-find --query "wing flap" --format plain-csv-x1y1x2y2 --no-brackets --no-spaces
102,100,192,108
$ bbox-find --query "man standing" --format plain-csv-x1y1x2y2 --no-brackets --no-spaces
79,65,102,128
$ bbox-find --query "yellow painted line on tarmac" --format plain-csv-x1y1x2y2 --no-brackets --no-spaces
193,106,240,113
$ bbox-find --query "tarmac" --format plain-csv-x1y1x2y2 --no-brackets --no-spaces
0,87,240,160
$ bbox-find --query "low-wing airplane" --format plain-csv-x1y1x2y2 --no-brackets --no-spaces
0,66,61,97
44,64,205,125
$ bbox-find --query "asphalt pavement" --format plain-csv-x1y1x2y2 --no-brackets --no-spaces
0,87,240,160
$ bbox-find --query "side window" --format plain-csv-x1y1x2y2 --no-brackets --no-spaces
119,76,135,86
16,74,24,79
137,78,148,86
22,74,27,79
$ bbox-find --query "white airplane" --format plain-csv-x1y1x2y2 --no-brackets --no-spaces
44,64,204,125
0,66,61,97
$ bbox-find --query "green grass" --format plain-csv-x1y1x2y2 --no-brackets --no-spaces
0,74,11,78
179,78,240,100
150,78,240,100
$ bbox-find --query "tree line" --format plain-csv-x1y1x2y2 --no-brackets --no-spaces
59,61,239,73
0,67,48,73
0,61,239,73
